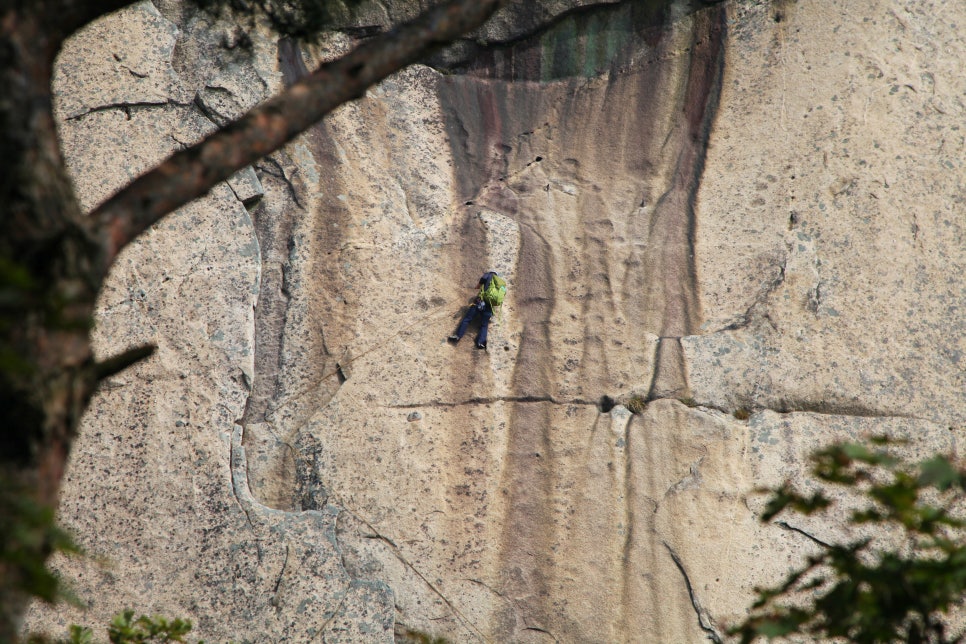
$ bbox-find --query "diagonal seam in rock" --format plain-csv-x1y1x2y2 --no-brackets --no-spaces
335,504,491,643
664,541,723,644
316,589,351,641
522,624,560,643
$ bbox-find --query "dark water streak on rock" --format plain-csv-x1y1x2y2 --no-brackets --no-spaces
437,2,727,639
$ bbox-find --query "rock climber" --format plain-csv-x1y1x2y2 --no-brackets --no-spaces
448,271,507,350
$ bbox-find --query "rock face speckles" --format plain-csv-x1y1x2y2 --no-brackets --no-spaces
25,0,966,642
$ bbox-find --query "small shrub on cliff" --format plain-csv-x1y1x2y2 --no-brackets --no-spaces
732,438,966,643
27,611,201,644
733,407,751,421
105,611,198,644
625,395,647,414
395,625,449,644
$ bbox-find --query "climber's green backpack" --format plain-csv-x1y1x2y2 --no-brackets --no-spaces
481,274,507,308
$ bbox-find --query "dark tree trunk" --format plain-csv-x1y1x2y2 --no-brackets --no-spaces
0,6,104,638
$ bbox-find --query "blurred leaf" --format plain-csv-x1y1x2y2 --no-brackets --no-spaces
0,478,83,606
919,456,962,491
68,625,94,644
731,440,966,642
107,610,198,643
759,485,830,522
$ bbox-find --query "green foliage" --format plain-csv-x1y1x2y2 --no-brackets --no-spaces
732,438,966,643
106,610,199,644
0,479,82,606
26,625,94,644
0,256,38,374
68,625,94,644
27,612,202,644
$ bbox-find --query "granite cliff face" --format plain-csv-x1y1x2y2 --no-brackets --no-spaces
25,0,965,641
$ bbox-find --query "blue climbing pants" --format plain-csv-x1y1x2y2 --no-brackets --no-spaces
456,302,493,345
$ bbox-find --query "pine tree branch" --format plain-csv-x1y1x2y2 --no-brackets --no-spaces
89,0,505,273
